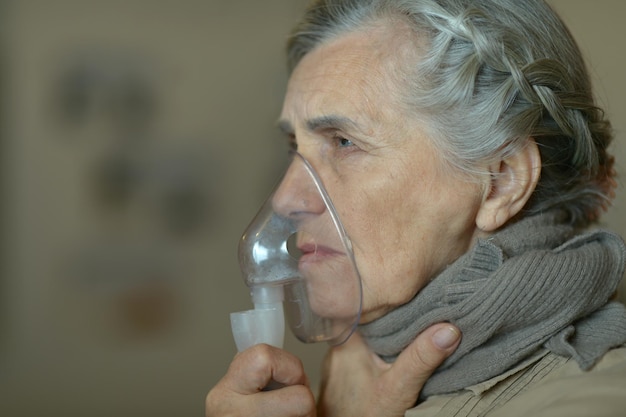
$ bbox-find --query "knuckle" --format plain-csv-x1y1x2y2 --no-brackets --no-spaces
244,344,275,375
250,343,275,362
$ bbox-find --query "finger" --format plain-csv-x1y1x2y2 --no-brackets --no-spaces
223,344,309,393
386,323,461,394
254,385,316,417
206,383,315,417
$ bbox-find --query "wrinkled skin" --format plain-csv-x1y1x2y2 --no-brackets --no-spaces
206,344,315,417
206,324,461,417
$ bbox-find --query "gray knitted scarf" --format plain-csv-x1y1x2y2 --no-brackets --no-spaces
358,210,626,398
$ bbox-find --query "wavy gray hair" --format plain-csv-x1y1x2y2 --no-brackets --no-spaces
286,0,616,227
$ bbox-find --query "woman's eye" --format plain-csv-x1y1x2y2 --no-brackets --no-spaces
336,136,354,148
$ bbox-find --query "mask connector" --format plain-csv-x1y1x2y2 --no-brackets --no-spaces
230,285,285,351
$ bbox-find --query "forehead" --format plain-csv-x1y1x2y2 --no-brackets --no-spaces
281,20,421,126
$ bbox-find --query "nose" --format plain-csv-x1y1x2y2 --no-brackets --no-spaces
271,154,326,218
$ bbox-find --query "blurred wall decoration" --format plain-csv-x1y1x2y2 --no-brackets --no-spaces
0,1,624,416
0,1,311,416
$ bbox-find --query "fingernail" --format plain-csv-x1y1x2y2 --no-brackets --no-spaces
433,326,461,350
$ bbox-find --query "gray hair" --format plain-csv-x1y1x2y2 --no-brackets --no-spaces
286,0,616,227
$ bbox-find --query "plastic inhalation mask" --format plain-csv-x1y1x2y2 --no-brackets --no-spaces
230,152,362,351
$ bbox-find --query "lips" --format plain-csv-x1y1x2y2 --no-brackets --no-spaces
298,242,343,264
297,242,317,256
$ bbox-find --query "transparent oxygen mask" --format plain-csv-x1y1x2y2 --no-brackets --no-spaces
230,152,362,351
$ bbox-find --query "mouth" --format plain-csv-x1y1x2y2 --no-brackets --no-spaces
297,242,343,263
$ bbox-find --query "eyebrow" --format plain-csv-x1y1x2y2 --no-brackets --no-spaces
277,115,362,136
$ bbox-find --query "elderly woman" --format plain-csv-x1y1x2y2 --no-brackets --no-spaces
206,0,626,416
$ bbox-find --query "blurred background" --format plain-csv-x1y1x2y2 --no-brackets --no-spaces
0,1,623,416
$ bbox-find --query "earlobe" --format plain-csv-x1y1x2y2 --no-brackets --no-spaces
476,139,541,232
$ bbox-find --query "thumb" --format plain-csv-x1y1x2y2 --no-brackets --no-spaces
386,323,461,397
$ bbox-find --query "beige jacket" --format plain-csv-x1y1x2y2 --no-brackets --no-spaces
408,346,626,417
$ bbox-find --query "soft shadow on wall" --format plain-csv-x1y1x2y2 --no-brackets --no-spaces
0,1,310,416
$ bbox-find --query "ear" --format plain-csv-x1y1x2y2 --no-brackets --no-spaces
476,138,541,232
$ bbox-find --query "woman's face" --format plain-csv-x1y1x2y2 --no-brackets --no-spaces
276,23,487,323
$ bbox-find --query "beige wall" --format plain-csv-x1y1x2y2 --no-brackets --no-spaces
0,1,623,416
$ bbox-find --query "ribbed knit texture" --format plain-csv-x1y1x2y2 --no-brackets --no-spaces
358,211,626,397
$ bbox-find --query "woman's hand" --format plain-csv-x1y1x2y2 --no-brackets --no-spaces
317,323,461,417
205,344,316,417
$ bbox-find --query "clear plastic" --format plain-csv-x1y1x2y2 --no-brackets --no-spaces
230,152,362,350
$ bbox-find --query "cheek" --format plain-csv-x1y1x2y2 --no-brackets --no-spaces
336,166,481,321
302,255,362,319
335,177,425,315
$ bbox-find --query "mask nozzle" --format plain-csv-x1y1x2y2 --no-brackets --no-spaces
230,285,285,351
